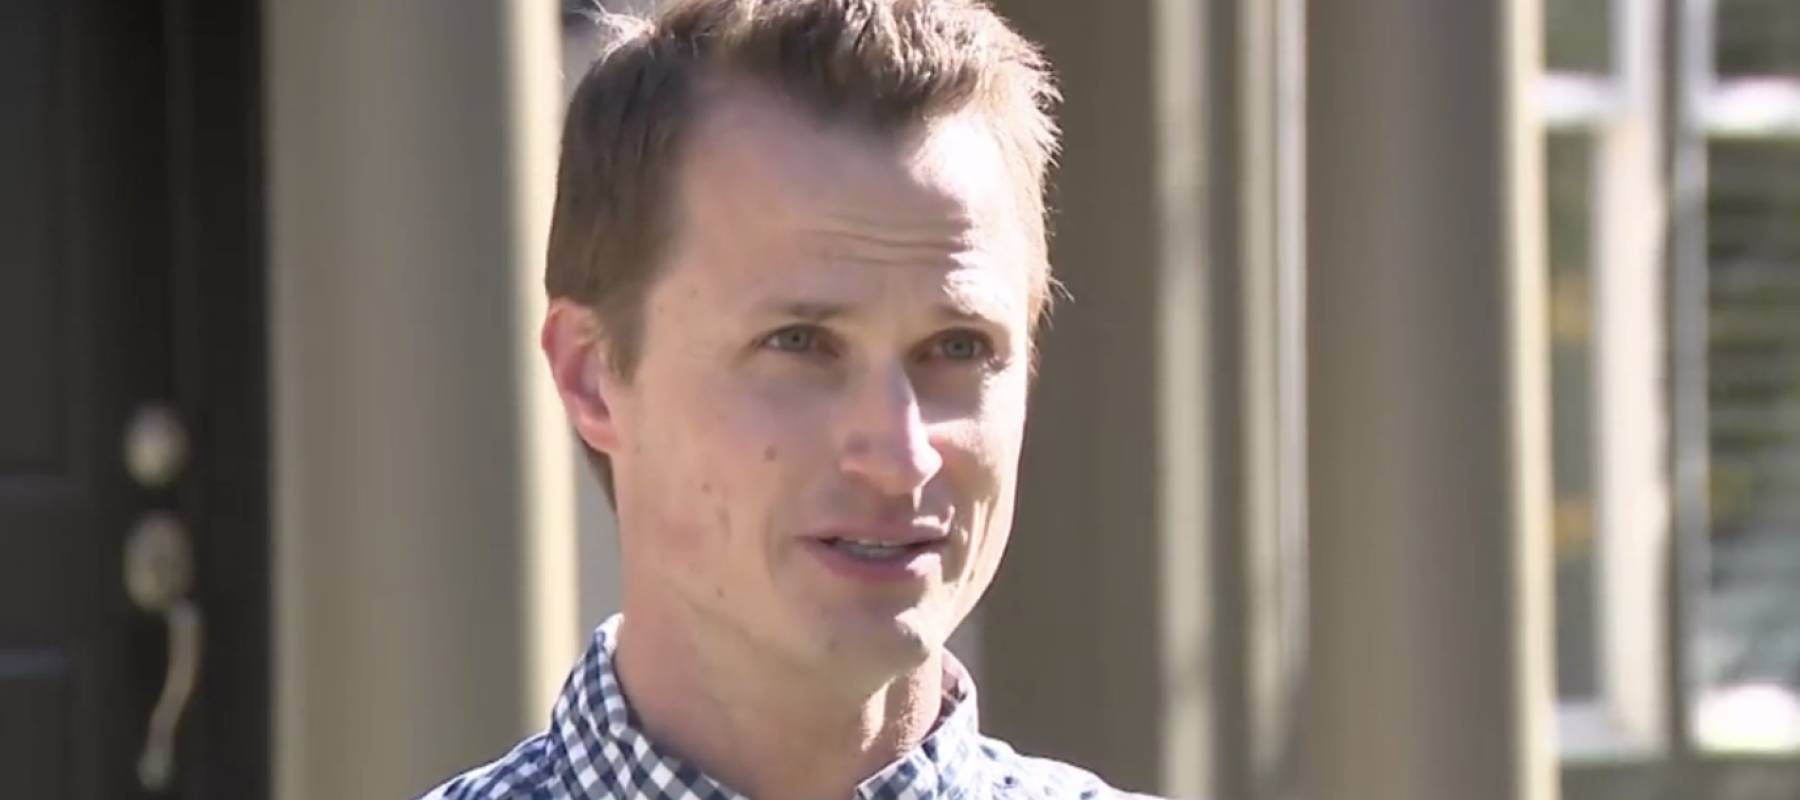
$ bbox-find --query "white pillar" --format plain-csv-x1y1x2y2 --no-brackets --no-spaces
1303,0,1557,798
267,2,572,798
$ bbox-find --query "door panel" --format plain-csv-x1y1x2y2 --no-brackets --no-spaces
0,0,64,477
0,663,69,799
0,266,65,475
1,1,165,797
0,1,266,797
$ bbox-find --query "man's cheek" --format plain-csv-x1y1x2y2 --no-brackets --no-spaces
944,419,1011,481
638,414,733,560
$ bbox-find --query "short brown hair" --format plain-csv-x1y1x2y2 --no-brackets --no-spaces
546,0,1062,499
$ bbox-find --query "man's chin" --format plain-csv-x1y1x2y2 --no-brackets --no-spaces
810,604,947,674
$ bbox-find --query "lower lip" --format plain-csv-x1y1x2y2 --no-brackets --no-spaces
803,538,945,583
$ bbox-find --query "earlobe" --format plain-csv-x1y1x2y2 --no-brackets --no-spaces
542,300,623,455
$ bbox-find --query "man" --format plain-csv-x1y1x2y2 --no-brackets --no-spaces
423,0,1151,797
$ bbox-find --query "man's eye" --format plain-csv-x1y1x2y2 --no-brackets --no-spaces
762,325,827,354
932,330,993,362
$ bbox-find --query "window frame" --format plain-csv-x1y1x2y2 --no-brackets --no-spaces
1542,0,1676,762
1548,0,1800,791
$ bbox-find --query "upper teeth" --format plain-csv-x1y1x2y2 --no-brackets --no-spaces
840,539,902,549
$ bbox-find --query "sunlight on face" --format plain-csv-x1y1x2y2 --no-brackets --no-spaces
604,85,1039,680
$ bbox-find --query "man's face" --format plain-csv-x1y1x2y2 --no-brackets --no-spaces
602,88,1037,679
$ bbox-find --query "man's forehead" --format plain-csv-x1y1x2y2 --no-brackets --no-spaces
681,82,1025,232
939,264,1026,323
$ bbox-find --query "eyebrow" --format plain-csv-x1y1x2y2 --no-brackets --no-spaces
762,301,851,323
931,299,1010,326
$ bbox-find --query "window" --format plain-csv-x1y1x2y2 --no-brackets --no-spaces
1545,0,1800,794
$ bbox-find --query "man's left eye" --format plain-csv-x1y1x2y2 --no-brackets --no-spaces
931,330,993,362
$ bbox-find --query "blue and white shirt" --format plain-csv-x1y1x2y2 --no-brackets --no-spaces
418,615,1151,799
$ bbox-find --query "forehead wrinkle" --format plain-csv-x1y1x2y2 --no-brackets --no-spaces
939,267,1023,325
817,200,975,242
791,221,975,269
736,249,1017,324
792,160,983,246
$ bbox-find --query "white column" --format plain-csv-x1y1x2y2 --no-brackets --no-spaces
1303,0,1558,798
267,1,572,798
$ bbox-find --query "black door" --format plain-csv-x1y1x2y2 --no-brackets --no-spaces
0,1,267,798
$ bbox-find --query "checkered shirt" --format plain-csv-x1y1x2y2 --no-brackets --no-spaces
417,615,1150,799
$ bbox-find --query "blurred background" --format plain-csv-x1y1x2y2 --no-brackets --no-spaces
1,0,1796,798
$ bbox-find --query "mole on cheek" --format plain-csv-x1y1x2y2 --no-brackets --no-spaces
763,446,778,463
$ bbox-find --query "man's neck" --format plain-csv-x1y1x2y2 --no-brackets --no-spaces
612,606,945,800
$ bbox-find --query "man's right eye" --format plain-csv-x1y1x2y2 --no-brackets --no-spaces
761,325,829,355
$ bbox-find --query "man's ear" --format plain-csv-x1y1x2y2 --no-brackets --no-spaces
542,299,623,456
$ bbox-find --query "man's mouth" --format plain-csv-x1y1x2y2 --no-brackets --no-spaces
822,537,942,561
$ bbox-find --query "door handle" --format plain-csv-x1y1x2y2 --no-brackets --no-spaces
124,405,189,491
124,512,203,792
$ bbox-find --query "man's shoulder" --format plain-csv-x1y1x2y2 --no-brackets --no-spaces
414,727,1169,800
972,734,1167,799
414,732,563,800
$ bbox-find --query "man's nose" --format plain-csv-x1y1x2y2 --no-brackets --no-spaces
837,366,944,497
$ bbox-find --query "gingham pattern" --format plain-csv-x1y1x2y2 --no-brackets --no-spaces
417,615,1145,799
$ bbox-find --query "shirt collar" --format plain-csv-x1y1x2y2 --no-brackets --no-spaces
546,614,985,800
